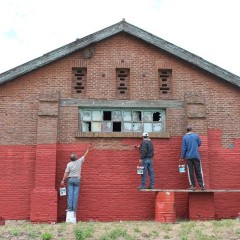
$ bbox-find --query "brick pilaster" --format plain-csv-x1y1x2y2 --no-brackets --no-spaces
30,92,59,223
184,93,210,188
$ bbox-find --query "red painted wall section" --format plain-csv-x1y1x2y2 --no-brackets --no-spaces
208,129,240,219
189,192,215,220
0,145,36,220
56,137,204,221
1,129,240,222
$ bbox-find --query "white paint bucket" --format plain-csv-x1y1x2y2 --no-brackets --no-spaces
59,187,66,196
66,211,76,224
137,166,144,174
179,165,186,173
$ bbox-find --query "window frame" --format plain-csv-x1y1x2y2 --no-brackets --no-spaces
79,108,166,134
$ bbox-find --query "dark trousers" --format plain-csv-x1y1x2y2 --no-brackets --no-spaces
187,158,205,188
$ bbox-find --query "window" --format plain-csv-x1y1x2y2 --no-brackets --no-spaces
80,109,166,133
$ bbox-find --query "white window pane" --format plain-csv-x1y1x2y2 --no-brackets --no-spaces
132,111,141,121
82,122,90,132
133,123,142,132
92,122,101,132
143,111,152,121
123,122,132,132
112,111,122,121
144,123,152,132
102,122,112,132
82,110,91,121
153,123,161,132
123,111,131,121
92,111,102,121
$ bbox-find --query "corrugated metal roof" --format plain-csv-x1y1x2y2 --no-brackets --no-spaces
1,20,240,87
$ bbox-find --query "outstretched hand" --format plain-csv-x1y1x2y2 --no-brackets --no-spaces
88,143,92,149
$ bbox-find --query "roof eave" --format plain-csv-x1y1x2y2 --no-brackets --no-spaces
1,20,240,88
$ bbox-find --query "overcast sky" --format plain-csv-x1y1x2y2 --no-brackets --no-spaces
1,0,240,76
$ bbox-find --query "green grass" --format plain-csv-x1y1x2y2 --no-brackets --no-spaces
74,224,94,240
41,232,53,240
0,219,239,240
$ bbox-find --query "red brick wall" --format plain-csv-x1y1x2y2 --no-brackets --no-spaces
0,145,36,220
0,32,240,222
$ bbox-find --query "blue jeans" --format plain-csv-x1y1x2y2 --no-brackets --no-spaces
141,158,154,187
67,177,80,212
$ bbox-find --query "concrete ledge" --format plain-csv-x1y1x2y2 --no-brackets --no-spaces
75,132,170,138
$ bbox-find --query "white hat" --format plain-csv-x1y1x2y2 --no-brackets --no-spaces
142,132,149,137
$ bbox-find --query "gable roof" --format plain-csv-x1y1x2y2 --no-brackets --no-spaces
1,20,240,87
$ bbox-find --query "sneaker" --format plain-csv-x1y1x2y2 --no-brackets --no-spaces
188,186,196,190
148,186,154,189
201,186,206,190
137,186,146,189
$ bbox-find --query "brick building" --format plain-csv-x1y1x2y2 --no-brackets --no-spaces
0,20,240,223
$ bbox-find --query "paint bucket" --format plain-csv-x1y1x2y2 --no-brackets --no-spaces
59,187,66,196
179,164,186,173
66,211,76,224
137,166,144,174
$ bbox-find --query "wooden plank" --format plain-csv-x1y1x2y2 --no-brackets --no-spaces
139,189,240,193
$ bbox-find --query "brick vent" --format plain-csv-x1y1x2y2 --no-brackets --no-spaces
72,68,86,95
159,69,172,98
116,68,129,99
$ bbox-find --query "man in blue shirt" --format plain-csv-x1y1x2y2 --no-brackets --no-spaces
181,126,205,190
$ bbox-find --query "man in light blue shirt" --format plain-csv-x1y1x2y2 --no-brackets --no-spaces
181,126,205,190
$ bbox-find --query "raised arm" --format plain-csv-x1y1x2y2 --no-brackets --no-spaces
83,143,91,158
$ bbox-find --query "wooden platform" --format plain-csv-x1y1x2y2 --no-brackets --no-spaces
139,189,240,223
140,189,240,192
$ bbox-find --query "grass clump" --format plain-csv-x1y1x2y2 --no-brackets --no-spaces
99,228,134,240
41,232,53,240
74,224,94,240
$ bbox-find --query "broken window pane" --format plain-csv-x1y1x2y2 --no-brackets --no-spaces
92,111,102,121
144,123,152,132
132,111,141,121
133,122,142,132
82,110,92,121
92,122,101,132
102,122,112,132
103,111,111,120
112,111,122,121
123,111,131,121
113,122,121,132
123,122,132,132
153,112,161,121
143,111,152,121
82,122,91,132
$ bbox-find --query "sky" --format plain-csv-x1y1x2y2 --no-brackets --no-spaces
1,0,240,76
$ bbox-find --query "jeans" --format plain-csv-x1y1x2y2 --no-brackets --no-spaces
141,158,154,187
67,177,80,212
